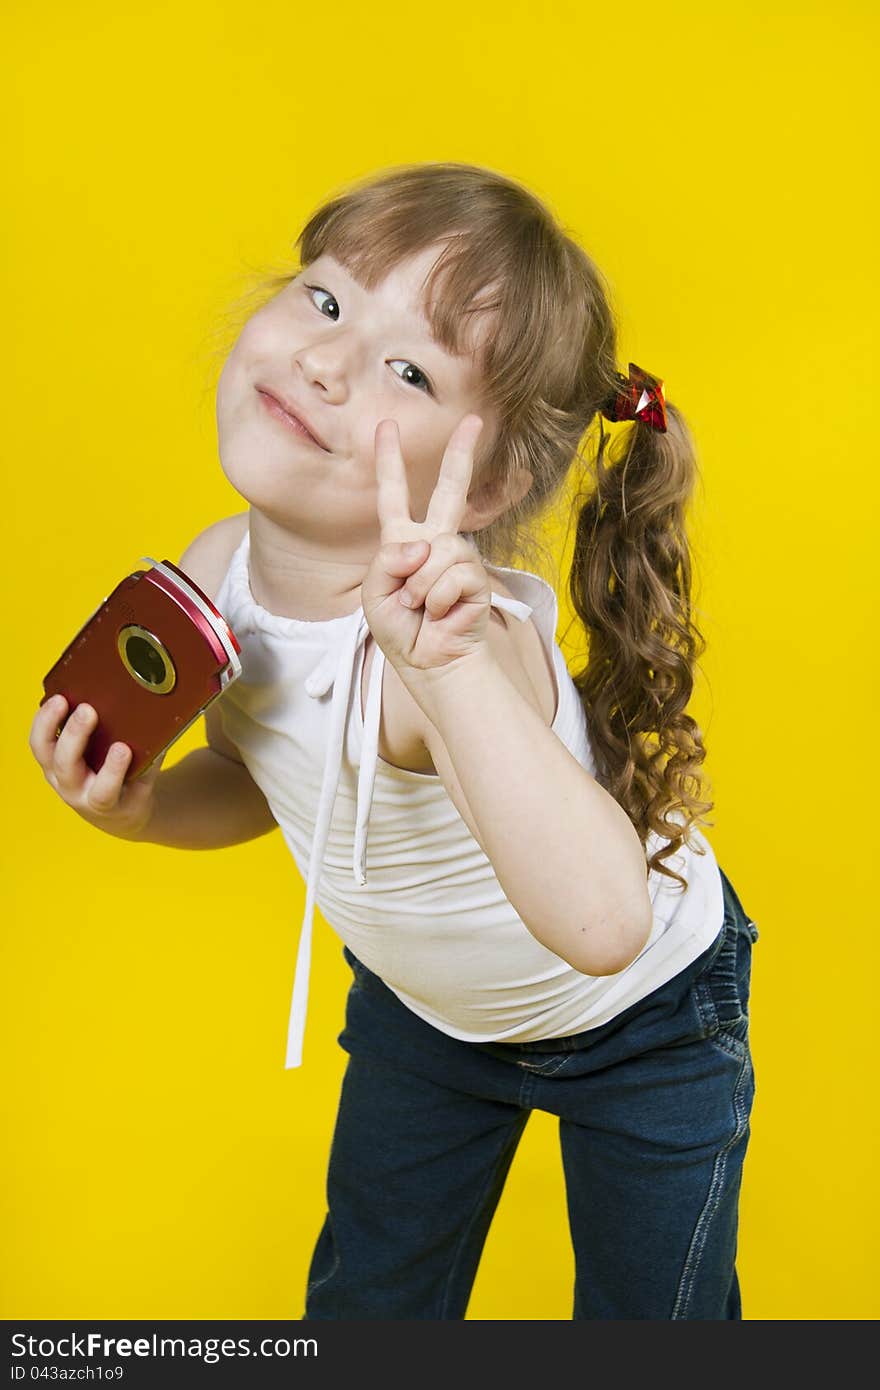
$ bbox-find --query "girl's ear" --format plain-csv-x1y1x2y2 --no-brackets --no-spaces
463,466,533,532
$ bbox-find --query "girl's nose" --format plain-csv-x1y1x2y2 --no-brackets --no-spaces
293,346,352,401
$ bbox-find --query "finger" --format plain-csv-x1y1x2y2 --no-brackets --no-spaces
52,702,98,789
423,415,483,535
370,539,431,604
85,745,133,812
397,533,476,608
423,560,491,619
30,694,69,768
375,419,413,538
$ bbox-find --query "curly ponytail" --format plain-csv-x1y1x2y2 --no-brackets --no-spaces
568,402,715,891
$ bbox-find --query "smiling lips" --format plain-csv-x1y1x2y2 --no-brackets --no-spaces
257,389,329,450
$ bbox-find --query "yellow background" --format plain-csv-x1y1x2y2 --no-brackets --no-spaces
4,0,877,1321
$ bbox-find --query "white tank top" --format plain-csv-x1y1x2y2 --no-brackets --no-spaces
214,530,724,1069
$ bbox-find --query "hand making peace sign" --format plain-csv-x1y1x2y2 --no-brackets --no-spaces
360,413,492,677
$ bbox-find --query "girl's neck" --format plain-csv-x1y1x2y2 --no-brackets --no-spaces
245,511,372,623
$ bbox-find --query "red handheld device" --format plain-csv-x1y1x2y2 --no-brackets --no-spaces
40,557,242,781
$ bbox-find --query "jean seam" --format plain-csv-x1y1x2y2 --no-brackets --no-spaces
516,1053,570,1076
692,977,718,1036
305,1216,341,1302
670,1044,753,1318
438,1112,528,1319
694,973,751,1054
306,1253,340,1300
707,1024,749,1060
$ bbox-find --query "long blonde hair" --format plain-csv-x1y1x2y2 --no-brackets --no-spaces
207,161,714,891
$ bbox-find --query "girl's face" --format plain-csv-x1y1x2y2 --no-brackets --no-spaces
216,244,500,551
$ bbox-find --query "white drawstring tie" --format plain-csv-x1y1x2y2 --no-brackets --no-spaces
284,610,387,1068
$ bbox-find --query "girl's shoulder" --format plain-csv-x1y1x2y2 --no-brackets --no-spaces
178,511,249,604
485,571,558,728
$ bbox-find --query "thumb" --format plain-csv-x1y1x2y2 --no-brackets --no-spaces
379,539,430,574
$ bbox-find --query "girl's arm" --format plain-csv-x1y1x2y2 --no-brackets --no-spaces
128,744,278,849
408,623,655,977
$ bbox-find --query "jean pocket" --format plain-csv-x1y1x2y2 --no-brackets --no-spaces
692,910,756,1054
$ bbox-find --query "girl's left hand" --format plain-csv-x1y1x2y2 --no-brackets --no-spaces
360,414,491,678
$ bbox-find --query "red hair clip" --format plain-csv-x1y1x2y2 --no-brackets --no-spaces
600,362,667,433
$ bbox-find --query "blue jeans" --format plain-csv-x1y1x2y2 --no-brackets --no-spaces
305,864,759,1320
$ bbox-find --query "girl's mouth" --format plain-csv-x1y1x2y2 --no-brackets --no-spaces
257,389,326,449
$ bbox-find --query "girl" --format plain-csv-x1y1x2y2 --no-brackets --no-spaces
30,161,760,1320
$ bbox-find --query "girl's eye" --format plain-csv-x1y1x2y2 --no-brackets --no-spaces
303,283,435,396
304,283,340,321
388,361,434,395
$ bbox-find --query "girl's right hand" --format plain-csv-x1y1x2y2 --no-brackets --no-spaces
29,695,166,841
